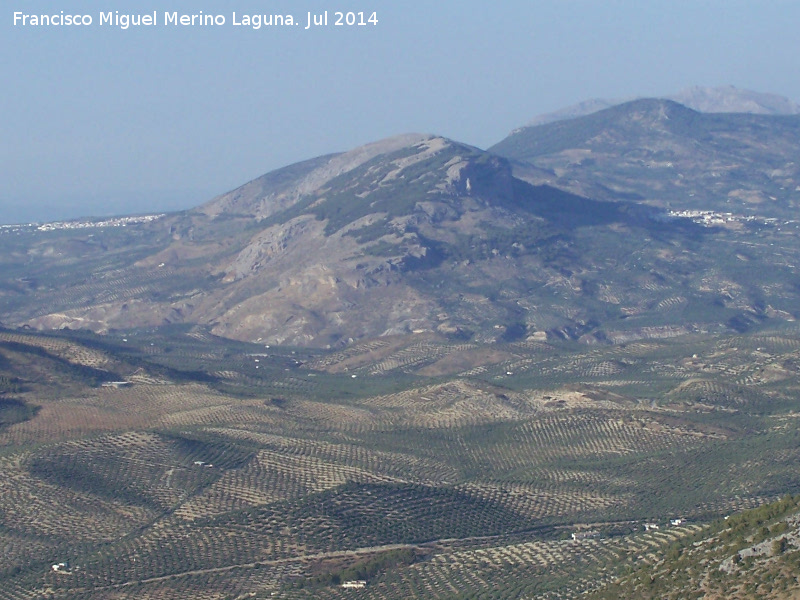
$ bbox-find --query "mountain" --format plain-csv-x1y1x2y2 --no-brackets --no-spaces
491,98,800,216
0,135,664,346
524,85,800,127
2,98,800,347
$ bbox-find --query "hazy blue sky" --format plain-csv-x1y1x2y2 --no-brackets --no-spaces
3,0,800,223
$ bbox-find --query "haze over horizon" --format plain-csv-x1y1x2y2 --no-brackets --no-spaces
4,0,800,224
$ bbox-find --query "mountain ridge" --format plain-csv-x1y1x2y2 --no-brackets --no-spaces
491,97,800,215
2,97,799,347
522,85,800,128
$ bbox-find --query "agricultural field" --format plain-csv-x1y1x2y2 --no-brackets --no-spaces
1,323,800,598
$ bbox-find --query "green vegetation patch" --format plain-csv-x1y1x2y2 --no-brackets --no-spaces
0,373,22,394
28,451,163,510
0,340,115,387
0,397,38,428
213,481,543,553
302,547,420,589
288,482,539,547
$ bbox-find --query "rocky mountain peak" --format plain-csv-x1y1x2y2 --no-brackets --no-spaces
197,133,437,221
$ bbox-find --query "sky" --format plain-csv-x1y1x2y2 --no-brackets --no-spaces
3,0,800,224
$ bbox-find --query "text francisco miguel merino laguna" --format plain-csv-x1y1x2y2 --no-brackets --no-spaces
12,10,379,30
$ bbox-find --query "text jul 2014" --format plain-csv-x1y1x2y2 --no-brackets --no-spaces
12,11,379,30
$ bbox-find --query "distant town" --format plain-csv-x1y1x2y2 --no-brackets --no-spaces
665,209,794,228
0,213,164,234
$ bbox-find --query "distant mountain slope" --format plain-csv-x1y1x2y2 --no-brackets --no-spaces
525,85,800,127
670,85,800,115
491,98,800,215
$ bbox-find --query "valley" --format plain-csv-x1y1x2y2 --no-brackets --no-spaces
0,321,799,598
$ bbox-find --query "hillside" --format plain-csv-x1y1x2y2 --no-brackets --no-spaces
588,495,800,600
